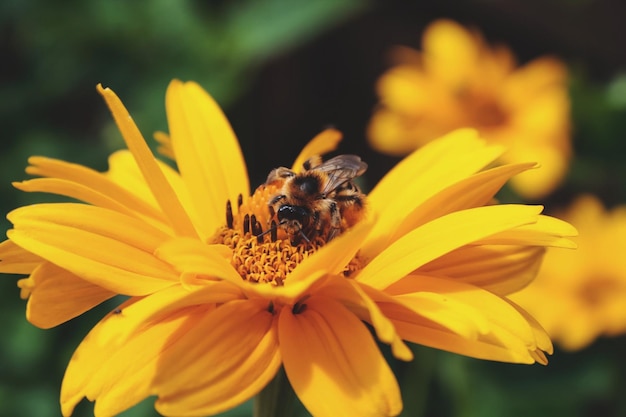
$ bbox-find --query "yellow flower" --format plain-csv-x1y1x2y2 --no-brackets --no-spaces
367,19,571,199
0,80,576,417
510,195,626,351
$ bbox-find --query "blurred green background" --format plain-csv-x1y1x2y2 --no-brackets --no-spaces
2,0,626,416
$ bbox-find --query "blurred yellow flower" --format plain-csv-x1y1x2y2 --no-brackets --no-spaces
0,81,576,417
510,195,626,351
368,19,571,199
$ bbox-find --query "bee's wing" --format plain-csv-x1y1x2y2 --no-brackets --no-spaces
312,155,368,195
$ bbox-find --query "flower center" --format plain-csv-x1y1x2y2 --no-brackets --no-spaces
456,87,508,128
211,183,363,286
578,275,624,308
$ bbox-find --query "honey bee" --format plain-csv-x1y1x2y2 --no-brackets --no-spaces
263,154,367,245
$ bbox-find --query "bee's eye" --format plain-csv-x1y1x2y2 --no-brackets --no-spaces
277,205,309,221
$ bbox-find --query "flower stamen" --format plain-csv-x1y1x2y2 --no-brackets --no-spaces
226,200,234,229
213,184,327,286
292,300,308,314
214,178,367,286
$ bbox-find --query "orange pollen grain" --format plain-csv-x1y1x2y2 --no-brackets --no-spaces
211,183,365,285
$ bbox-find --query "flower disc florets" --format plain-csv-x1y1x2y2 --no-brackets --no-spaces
212,183,364,285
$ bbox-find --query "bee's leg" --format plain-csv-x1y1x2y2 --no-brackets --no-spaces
306,211,321,243
265,167,295,185
333,188,365,207
295,230,311,247
327,201,342,241
334,194,364,205
333,188,365,229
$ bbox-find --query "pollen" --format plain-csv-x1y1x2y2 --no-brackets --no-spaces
212,183,364,286
229,235,324,285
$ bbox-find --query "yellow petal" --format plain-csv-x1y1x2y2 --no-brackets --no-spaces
0,239,42,274
502,56,568,107
14,178,173,234
420,245,546,295
166,80,249,238
386,284,490,339
364,129,504,257
478,215,577,248
390,312,539,363
387,276,534,340
153,131,175,160
368,129,492,208
60,281,245,416
102,151,160,206
375,280,544,364
24,155,169,227
26,262,115,329
105,284,243,353
154,299,280,416
348,281,413,361
391,162,536,240
155,237,243,285
92,313,197,417
97,84,199,239
106,150,194,203
507,297,553,358
105,150,221,242
511,87,570,135
313,277,412,361
367,109,430,156
61,299,201,417
129,282,244,338
422,19,481,87
505,143,570,200
279,296,402,417
291,128,342,172
8,204,177,295
376,65,434,116
357,205,543,289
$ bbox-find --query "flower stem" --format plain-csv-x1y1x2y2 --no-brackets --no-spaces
253,367,297,417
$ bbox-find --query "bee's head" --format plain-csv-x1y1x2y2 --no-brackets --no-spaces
277,204,310,224
276,204,312,245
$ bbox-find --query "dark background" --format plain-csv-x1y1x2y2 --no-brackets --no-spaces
1,1,626,416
